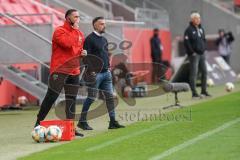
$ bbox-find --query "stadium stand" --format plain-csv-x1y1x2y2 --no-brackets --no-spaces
0,0,63,27
0,0,172,107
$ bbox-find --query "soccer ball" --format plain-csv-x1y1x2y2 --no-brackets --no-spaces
207,78,214,87
31,125,46,143
45,125,62,142
17,96,28,106
225,82,235,92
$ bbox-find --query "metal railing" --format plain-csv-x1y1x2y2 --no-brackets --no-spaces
0,38,49,102
0,13,54,25
116,0,170,29
204,0,240,19
88,0,113,18
135,7,169,29
99,0,113,18
0,12,51,88
0,37,50,69
37,0,91,20
36,0,145,42
0,13,52,44
211,0,235,11
118,0,143,8
30,0,66,20
31,0,124,41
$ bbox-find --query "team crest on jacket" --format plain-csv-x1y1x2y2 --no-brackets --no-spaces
52,74,58,80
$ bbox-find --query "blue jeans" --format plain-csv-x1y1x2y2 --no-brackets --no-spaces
80,70,116,122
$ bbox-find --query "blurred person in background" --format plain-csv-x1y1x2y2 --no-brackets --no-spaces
150,28,163,83
216,29,235,65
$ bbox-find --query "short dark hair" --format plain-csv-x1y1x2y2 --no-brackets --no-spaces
153,28,159,32
218,29,225,34
92,16,104,26
65,9,78,19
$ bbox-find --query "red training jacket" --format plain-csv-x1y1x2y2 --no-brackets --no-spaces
50,21,84,75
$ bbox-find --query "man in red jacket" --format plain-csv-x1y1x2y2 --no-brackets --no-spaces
34,9,86,137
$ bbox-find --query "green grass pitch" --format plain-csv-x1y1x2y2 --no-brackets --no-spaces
19,90,240,160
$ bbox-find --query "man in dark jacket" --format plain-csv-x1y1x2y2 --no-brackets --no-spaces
77,17,125,130
184,12,211,98
150,28,163,83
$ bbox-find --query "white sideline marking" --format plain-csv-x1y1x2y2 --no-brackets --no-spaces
86,122,174,152
149,117,240,160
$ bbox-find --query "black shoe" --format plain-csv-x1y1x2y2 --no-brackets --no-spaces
201,92,212,97
77,122,93,130
75,130,84,137
192,93,203,99
108,121,125,129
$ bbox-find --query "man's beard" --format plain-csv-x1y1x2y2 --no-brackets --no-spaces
99,28,105,34
99,30,105,34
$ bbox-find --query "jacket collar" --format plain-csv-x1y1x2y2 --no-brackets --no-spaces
189,22,202,29
93,30,102,37
63,21,73,31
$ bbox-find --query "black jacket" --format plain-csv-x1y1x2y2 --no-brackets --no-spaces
184,22,206,56
83,32,109,73
216,32,235,46
150,35,162,62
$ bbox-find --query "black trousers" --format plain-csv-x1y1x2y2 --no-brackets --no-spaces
152,56,162,83
36,73,79,125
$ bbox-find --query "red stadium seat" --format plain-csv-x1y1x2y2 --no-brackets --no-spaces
0,4,6,12
0,18,5,25
21,3,46,24
3,17,15,25
34,4,51,24
0,0,65,27
1,3,13,13
234,0,240,6
12,4,33,23
21,3,37,14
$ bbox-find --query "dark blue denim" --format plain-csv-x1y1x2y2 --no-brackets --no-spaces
80,70,116,122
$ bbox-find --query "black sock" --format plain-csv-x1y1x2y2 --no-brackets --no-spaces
34,120,40,127
110,116,116,122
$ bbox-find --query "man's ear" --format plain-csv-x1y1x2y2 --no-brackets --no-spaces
67,17,74,26
93,23,97,30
